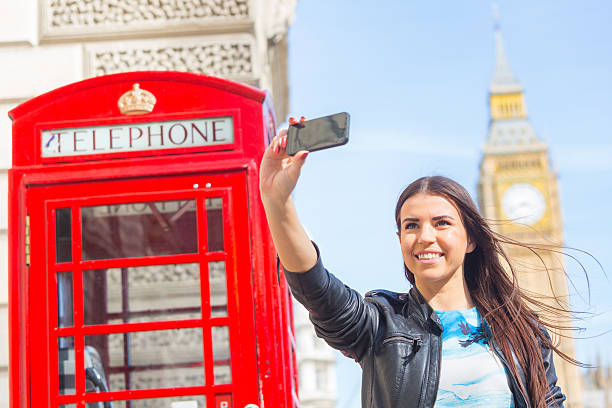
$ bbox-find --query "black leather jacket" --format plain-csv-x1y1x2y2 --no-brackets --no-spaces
285,248,565,408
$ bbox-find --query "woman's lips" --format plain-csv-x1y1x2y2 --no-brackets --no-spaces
415,252,444,263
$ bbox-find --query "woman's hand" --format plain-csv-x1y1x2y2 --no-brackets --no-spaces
259,122,309,208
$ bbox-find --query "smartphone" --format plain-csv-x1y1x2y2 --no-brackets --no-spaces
286,112,350,155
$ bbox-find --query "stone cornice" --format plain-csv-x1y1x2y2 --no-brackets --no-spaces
40,0,253,43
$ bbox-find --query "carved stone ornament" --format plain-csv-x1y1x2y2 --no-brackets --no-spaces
89,40,254,80
266,0,297,43
42,0,251,40
48,0,249,26
117,83,157,115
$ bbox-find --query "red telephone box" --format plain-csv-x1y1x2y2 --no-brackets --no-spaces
8,72,299,408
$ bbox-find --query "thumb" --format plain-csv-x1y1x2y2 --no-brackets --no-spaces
287,150,309,179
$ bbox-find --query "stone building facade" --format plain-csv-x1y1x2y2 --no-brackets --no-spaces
293,301,337,408
582,357,612,408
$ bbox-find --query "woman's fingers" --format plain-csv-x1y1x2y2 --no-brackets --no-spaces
288,116,306,127
267,129,289,155
263,128,307,180
273,130,290,156
296,150,308,163
266,133,284,158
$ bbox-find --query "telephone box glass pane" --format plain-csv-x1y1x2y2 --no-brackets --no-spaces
57,272,74,327
81,199,197,260
211,326,231,384
209,261,227,317
93,395,206,408
84,328,204,392
58,337,75,395
56,208,72,263
83,263,201,325
206,198,224,252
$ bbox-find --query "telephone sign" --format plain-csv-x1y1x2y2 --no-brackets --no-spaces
9,72,299,408
41,116,234,158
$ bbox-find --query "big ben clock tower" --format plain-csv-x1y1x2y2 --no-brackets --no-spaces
478,19,583,406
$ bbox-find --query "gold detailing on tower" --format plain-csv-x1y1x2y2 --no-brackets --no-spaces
490,93,527,120
117,83,156,115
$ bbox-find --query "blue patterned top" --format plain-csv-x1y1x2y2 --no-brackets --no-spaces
433,307,514,407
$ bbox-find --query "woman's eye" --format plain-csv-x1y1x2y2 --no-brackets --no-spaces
404,223,418,230
436,220,451,227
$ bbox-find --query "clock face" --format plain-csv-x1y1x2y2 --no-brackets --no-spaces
501,183,546,225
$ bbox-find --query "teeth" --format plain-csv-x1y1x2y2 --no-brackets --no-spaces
418,253,441,260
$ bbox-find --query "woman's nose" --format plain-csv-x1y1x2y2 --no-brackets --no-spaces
417,224,436,244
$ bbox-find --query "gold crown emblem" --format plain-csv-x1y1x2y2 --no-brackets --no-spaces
118,83,156,115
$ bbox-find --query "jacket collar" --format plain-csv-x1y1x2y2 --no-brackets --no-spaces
405,286,443,331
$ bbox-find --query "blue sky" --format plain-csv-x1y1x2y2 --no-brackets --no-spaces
286,1,612,405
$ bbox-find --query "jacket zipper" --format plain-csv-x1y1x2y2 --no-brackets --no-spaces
381,335,422,346
434,333,442,406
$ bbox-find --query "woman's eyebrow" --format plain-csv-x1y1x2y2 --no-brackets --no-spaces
402,215,456,224
432,215,455,221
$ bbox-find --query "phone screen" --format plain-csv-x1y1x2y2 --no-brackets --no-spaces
286,112,350,155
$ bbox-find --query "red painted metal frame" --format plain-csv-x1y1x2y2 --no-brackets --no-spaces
28,172,256,407
8,71,297,408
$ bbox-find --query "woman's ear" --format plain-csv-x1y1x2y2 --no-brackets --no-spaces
466,237,476,254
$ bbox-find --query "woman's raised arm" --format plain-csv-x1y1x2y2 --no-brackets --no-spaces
259,127,317,273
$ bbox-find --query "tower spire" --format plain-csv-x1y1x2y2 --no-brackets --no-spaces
490,4,521,94
485,5,544,152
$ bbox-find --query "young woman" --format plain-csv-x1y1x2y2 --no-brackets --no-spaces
259,126,568,407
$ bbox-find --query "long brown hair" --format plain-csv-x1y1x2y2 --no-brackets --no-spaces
394,176,580,407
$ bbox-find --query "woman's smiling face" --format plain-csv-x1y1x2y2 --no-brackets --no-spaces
398,193,475,290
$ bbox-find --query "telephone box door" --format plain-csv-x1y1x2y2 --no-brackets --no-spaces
26,171,257,408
